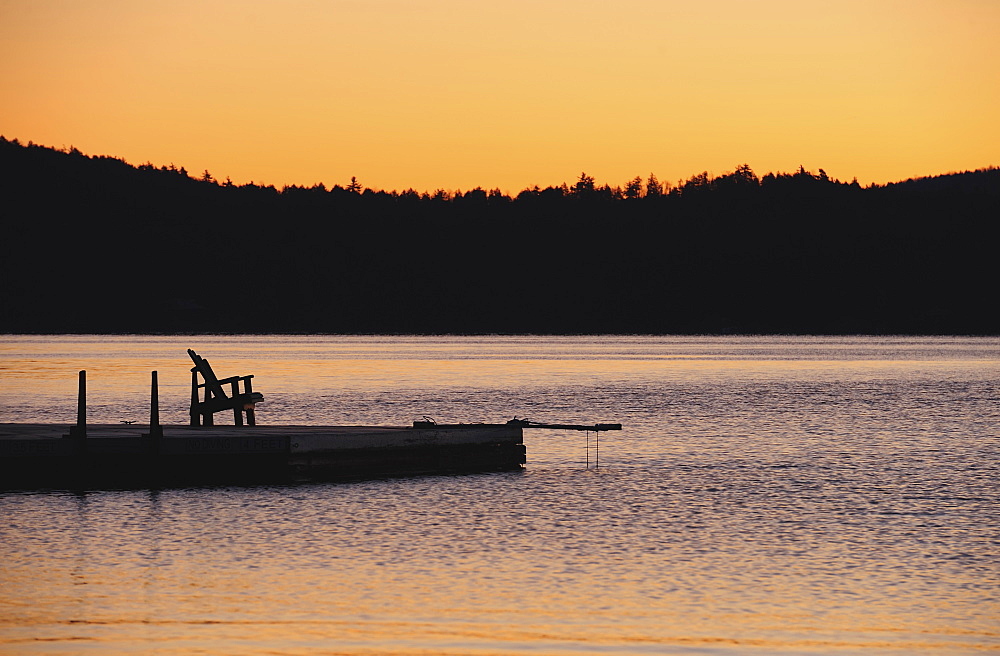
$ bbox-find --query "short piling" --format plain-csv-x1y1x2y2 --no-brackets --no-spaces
144,370,163,452
66,370,87,453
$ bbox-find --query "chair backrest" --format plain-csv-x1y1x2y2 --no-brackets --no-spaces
188,349,228,400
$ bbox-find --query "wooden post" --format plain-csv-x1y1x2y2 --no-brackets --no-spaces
150,371,159,430
145,371,163,452
75,370,87,435
66,370,87,454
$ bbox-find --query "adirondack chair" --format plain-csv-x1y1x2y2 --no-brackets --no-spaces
188,349,264,426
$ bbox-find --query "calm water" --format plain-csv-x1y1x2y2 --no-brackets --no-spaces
0,335,997,655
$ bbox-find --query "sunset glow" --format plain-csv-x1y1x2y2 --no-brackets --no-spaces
2,0,998,192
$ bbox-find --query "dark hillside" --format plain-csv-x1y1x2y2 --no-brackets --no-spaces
1,138,996,334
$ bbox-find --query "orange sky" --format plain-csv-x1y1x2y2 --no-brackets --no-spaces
2,0,998,192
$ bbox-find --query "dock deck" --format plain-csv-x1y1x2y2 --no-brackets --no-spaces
0,423,526,488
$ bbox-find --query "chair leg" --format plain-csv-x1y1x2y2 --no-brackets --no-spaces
231,381,243,426
204,386,214,426
190,371,201,426
245,379,256,426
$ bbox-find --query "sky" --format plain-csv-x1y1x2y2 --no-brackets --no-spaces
2,0,998,192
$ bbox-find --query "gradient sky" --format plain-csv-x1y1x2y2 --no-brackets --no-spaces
2,0,998,192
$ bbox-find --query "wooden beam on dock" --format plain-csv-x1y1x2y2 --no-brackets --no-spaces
507,419,622,432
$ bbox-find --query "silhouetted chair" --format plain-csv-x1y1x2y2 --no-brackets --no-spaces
188,349,263,426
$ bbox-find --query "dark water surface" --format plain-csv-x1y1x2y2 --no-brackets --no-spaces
0,335,997,654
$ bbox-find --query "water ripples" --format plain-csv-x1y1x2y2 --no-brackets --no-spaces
1,336,998,654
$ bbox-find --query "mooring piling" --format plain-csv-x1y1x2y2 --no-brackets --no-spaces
75,370,86,434
65,370,87,453
149,370,160,432
144,371,163,450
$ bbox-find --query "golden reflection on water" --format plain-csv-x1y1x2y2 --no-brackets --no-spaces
1,336,998,655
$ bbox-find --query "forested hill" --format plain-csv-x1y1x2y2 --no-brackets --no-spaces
1,137,997,334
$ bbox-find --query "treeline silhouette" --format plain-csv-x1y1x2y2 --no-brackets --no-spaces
1,137,997,334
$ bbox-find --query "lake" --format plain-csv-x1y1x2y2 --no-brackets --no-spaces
0,335,997,655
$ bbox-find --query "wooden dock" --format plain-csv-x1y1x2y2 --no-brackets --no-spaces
0,422,527,488
0,351,620,489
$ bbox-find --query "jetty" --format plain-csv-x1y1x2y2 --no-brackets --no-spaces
0,350,621,488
